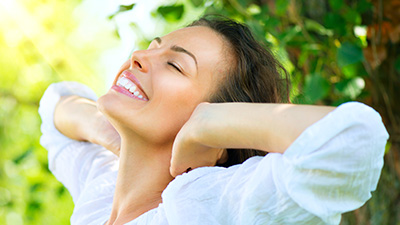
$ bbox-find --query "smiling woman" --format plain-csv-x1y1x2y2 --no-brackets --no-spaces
39,16,388,225
98,26,226,147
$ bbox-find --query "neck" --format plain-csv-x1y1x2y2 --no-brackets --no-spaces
106,135,174,225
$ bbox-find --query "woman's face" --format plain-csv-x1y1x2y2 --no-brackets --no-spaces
98,26,229,145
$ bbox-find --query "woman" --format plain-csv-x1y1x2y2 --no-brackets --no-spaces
39,16,388,225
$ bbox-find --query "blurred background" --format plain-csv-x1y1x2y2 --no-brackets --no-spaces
0,0,399,224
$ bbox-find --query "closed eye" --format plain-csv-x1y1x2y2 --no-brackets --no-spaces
167,62,182,73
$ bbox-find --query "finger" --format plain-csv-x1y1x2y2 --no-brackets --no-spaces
169,154,186,177
169,166,192,178
169,153,195,177
169,165,182,178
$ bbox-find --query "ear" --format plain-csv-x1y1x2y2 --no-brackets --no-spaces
216,148,228,164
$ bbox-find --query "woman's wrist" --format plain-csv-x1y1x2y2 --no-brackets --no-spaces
54,95,98,142
54,95,121,153
85,110,106,143
185,103,248,150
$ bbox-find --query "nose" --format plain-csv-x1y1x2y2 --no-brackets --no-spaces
130,50,150,73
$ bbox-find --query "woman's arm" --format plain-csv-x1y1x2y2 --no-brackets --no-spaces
168,102,388,224
54,95,121,155
196,103,335,153
170,102,335,176
39,82,120,201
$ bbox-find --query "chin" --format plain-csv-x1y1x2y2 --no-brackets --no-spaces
97,90,181,147
97,91,135,133
97,91,119,121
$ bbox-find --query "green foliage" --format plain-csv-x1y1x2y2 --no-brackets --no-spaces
0,0,117,224
157,4,185,22
275,0,290,16
303,73,330,103
334,77,365,100
108,4,136,19
329,0,343,11
337,42,364,67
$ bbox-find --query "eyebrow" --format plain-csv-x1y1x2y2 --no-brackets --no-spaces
154,37,198,70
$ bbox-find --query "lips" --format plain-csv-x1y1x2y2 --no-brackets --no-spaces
113,70,149,101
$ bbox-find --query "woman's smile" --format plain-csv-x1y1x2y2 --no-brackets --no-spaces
113,70,149,101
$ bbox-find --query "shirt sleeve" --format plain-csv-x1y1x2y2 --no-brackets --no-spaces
39,81,118,202
161,102,389,225
239,102,389,224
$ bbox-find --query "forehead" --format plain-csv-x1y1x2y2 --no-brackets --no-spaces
161,26,228,71
162,26,224,49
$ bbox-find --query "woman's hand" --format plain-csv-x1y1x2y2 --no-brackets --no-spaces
169,102,336,177
54,96,121,155
88,111,121,156
170,103,228,177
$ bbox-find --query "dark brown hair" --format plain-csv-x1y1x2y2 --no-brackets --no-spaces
188,15,291,167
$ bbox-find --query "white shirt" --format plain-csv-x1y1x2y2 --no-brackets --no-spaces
39,82,389,225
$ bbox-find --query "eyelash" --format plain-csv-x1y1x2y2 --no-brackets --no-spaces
167,62,182,73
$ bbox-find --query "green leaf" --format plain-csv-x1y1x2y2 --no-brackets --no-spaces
27,200,42,212
247,4,261,15
344,9,361,25
13,148,33,164
329,0,343,11
57,186,67,197
304,19,333,36
237,0,247,8
276,0,290,16
324,13,344,29
108,4,136,19
191,0,204,7
341,64,358,79
323,13,346,35
298,50,309,67
157,4,185,22
119,4,135,12
254,5,270,21
337,42,364,67
279,26,301,44
304,73,330,103
264,17,281,29
335,77,365,99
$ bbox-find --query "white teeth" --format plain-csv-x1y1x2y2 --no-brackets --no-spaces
129,86,136,93
117,76,147,100
120,77,129,86
125,82,133,89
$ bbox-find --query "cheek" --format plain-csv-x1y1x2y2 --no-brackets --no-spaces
147,78,207,137
155,77,208,113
